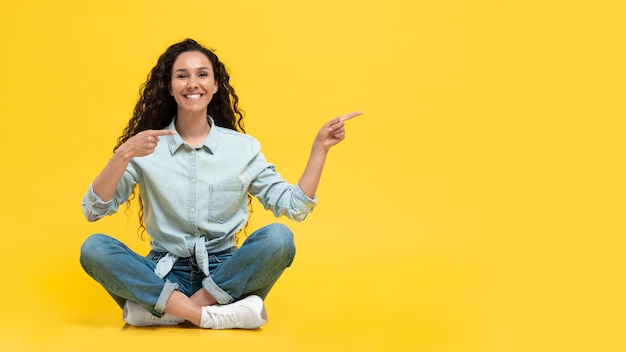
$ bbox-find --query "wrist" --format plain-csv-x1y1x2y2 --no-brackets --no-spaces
113,146,133,163
312,140,330,155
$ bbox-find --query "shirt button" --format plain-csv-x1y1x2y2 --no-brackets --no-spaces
190,208,195,212
191,150,196,155
191,178,196,183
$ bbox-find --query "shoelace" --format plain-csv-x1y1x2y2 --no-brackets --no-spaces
205,307,240,329
149,313,180,324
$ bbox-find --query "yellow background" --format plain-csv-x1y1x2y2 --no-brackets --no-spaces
1,0,625,351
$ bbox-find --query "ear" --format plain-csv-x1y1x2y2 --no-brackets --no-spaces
169,83,173,96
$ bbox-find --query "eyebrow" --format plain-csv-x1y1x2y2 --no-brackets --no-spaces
174,67,211,72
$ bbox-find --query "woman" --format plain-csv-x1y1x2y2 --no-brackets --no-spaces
79,38,360,330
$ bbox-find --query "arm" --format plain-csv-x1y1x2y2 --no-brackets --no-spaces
92,129,175,201
297,111,362,198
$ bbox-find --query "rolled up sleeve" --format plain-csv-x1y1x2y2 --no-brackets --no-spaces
81,166,138,222
81,184,116,222
248,154,318,222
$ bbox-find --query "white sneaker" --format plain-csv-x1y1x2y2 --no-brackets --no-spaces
200,295,267,330
123,300,185,326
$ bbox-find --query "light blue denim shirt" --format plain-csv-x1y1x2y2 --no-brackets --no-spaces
82,117,317,277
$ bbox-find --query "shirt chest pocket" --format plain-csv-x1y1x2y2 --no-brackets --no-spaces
208,183,247,223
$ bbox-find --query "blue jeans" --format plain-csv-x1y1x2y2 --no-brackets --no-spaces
79,223,295,317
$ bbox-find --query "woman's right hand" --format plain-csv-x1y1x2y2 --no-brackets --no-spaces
117,129,176,159
91,129,176,202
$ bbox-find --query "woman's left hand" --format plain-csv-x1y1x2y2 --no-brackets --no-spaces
314,111,362,151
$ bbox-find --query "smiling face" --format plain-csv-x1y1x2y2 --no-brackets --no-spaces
169,51,218,116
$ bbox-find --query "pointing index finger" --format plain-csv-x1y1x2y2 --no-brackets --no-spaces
339,111,362,122
152,129,176,136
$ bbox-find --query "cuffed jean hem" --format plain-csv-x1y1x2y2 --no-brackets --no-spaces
202,276,234,304
153,280,179,316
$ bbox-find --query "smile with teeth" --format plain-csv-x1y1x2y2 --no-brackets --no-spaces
185,94,203,100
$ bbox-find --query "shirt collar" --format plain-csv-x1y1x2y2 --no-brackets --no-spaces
166,116,219,154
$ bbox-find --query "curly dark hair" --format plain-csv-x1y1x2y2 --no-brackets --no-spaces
114,38,251,240
115,38,245,150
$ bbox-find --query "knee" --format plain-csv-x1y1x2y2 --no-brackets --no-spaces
79,233,111,268
263,223,296,262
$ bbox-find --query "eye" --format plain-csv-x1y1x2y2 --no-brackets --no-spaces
176,74,188,79
199,72,209,77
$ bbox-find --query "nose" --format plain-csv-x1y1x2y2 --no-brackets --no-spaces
187,77,198,90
